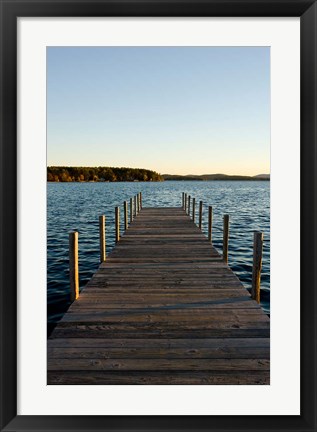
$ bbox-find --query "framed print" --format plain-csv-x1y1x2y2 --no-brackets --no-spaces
0,0,316,431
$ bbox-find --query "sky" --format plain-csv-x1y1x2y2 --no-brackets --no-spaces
47,47,270,176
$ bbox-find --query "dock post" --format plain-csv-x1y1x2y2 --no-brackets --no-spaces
140,192,142,209
223,214,229,263
69,231,79,302
134,195,137,217
130,197,133,223
137,193,140,213
182,192,184,209
184,193,187,213
192,197,196,222
99,215,106,263
188,195,191,215
115,207,120,243
124,201,128,231
252,231,264,303
199,201,203,229
208,206,213,243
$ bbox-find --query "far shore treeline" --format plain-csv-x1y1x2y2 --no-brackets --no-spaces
47,166,270,182
47,166,164,182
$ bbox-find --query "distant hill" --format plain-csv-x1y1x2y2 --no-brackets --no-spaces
162,173,270,181
253,174,270,179
47,166,163,182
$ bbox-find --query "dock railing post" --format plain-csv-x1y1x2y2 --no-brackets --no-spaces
192,198,196,222
199,201,203,229
252,231,263,304
134,195,137,217
124,201,128,231
115,207,120,243
188,195,191,215
208,206,213,243
223,214,229,263
184,193,187,213
182,192,184,209
140,192,142,209
130,197,133,223
99,215,106,263
137,193,140,213
69,231,79,302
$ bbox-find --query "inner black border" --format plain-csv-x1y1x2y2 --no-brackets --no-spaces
0,1,316,431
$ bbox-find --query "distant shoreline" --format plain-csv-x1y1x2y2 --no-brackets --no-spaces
163,177,269,181
47,166,270,182
47,178,270,183
47,166,163,182
162,174,270,181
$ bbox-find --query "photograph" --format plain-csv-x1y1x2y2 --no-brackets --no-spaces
47,46,270,385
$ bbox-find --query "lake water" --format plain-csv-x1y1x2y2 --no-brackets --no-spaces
47,181,270,332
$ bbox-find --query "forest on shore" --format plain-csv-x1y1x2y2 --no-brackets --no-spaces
47,166,164,182
47,166,269,183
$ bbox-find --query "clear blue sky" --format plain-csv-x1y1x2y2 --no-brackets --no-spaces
47,47,270,175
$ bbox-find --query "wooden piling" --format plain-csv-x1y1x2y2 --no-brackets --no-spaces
199,201,203,229
99,215,106,263
252,231,264,304
134,196,137,217
182,192,184,209
208,206,213,243
188,195,191,215
192,197,196,222
130,198,133,223
124,201,128,231
223,214,229,263
137,193,140,213
69,231,79,302
115,207,120,243
140,192,142,209
184,193,187,213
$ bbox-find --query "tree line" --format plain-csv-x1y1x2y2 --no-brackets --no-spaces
162,174,270,181
47,166,163,182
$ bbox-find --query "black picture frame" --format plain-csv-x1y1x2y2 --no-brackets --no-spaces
1,0,316,431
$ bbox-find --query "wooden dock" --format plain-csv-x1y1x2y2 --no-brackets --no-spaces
48,207,270,385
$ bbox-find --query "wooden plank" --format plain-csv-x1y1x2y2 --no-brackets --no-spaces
48,371,270,385
61,310,269,323
70,302,260,310
48,346,270,360
96,265,235,272
51,326,270,339
48,337,270,349
84,285,249,291
48,358,270,371
76,291,251,299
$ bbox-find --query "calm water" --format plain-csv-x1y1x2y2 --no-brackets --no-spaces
47,181,270,331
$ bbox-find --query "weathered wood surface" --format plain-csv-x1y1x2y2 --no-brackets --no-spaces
48,207,270,385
